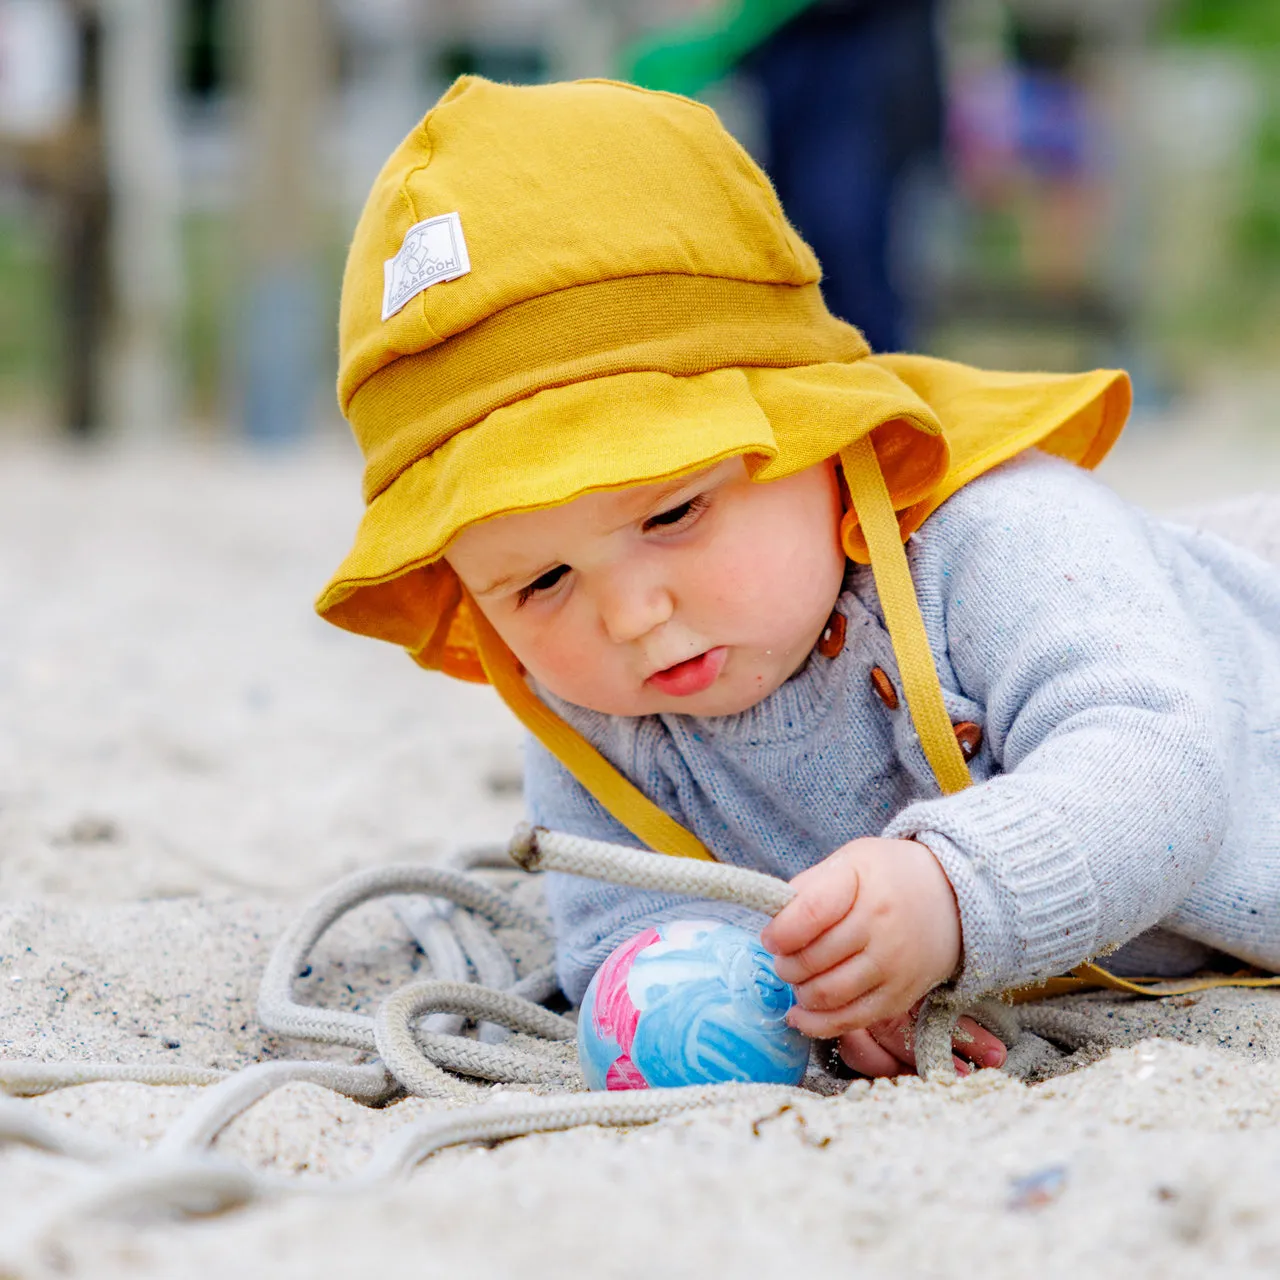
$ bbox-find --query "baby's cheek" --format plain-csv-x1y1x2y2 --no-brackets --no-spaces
689,534,765,609
694,529,820,637
519,628,628,713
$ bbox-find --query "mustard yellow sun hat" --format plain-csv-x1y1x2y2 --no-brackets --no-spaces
316,75,1130,692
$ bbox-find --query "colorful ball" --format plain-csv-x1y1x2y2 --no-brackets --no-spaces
576,919,810,1090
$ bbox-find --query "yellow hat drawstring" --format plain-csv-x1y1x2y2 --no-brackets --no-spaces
1016,961,1280,1000
839,435,972,796
469,594,717,862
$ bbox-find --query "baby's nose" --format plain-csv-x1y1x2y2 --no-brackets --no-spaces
597,574,675,645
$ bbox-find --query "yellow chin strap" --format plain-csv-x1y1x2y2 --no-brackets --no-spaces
1013,964,1280,1000
474,435,1280,999
470,597,717,861
840,435,971,794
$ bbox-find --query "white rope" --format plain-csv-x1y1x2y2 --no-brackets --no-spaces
451,907,519,1044
373,981,580,1099
0,1061,229,1096
1,1156,265,1270
152,1061,396,1155
257,862,548,1049
510,823,796,915
10,822,1099,1243
913,992,966,1082
394,896,471,1037
351,1082,813,1184
0,1095,119,1162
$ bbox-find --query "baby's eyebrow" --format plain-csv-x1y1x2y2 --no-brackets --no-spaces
474,567,540,597
472,571,517,597
474,558,567,597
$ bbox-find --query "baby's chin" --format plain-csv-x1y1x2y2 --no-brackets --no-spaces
655,684,783,718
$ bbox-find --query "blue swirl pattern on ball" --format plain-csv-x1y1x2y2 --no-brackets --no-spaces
577,919,810,1090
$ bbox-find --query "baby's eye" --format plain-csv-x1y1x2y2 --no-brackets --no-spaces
643,493,708,533
517,564,569,605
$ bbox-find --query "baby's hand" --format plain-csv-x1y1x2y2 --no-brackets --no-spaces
761,837,968,1042
839,1005,1007,1077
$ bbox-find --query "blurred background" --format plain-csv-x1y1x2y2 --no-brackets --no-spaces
0,0,1276,447
0,0,1278,903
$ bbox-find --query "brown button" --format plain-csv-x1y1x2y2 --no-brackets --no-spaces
817,610,846,659
869,666,899,710
953,721,983,760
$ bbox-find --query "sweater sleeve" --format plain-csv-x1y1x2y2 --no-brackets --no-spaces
880,453,1228,998
524,733,768,1003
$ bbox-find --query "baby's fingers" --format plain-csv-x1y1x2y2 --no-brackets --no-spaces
762,858,860,956
790,949,883,1015
836,1028,907,1078
950,1016,1007,1070
786,980,893,1038
869,1012,1005,1073
785,931,900,1032
772,910,869,986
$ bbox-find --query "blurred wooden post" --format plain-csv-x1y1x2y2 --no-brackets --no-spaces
240,0,329,444
100,0,183,436
61,3,107,436
17,0,112,436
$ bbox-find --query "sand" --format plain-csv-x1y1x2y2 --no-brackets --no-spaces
4,379,1280,1279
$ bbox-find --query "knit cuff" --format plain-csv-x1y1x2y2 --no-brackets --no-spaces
882,785,1100,998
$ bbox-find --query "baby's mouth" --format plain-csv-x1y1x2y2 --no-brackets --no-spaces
645,646,728,697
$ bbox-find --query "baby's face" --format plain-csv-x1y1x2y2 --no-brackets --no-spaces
446,456,847,718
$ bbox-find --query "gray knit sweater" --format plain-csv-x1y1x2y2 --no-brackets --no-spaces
525,450,1280,1004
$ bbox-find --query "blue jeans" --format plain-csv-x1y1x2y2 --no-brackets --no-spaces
745,0,941,353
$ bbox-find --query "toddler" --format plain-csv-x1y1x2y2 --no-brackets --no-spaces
318,76,1280,1077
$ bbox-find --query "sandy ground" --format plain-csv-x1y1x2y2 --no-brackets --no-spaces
4,374,1280,1278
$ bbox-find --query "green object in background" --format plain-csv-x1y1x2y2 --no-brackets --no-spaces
0,214,56,406
1165,0,1280,333
1164,0,1280,49
1242,109,1280,260
622,0,816,97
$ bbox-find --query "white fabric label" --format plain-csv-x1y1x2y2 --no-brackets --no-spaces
381,212,471,321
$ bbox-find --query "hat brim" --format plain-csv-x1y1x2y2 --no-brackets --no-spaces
315,359,952,678
316,356,1130,682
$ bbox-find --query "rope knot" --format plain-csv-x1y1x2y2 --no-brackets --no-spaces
508,822,544,872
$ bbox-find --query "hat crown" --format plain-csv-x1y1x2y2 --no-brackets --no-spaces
338,77,819,413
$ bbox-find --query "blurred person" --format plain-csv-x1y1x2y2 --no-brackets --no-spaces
316,79,1280,1079
742,0,941,351
627,0,943,352
949,17,1107,298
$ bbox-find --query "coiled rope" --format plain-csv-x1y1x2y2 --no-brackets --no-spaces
0,823,1124,1262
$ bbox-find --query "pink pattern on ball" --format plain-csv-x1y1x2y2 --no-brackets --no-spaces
591,925,659,1089
604,1056,649,1090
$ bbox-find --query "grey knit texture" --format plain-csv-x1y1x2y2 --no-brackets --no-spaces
525,451,1280,1003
